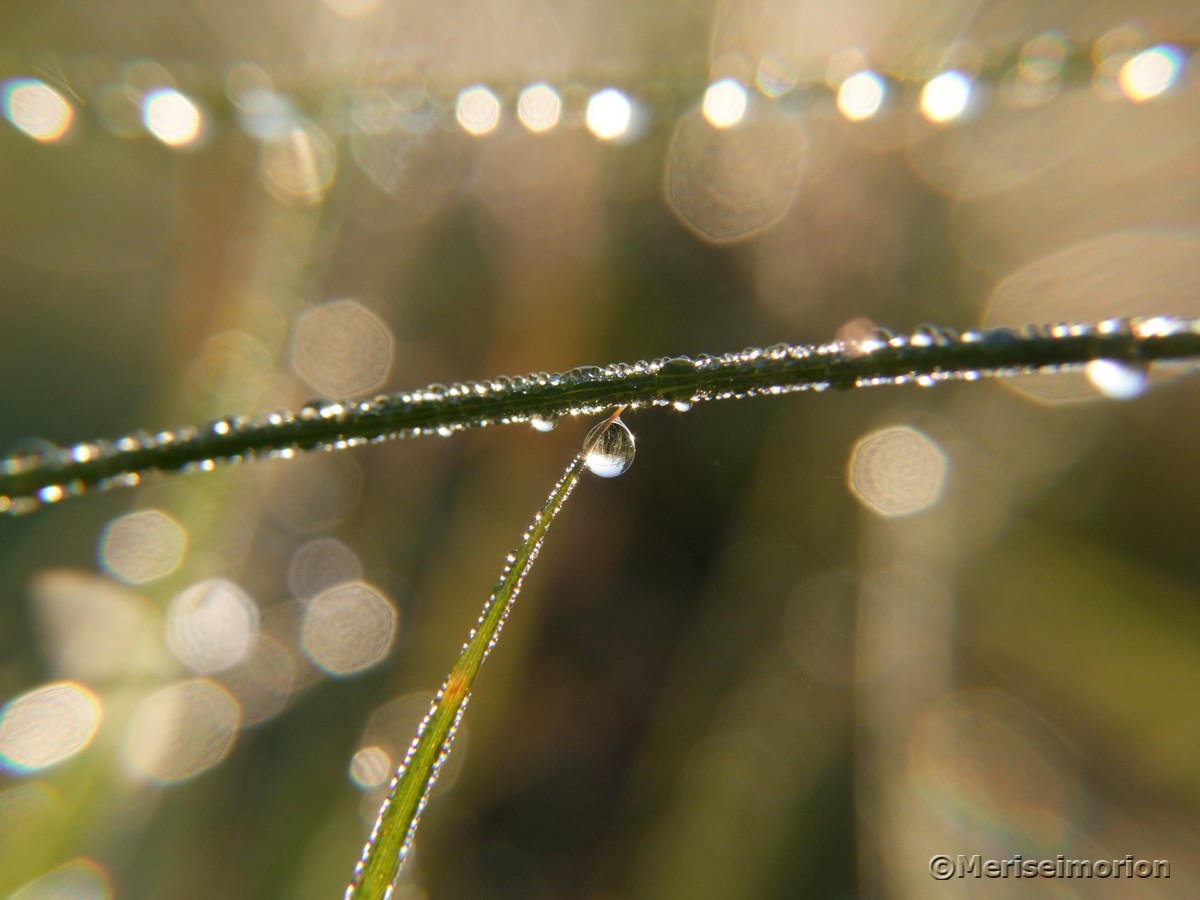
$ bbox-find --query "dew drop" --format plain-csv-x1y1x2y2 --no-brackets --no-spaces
530,416,558,433
1085,358,1149,400
583,417,635,478
672,400,693,412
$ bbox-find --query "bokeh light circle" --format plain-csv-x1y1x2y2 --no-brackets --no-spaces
0,682,102,773
849,426,947,517
301,581,397,676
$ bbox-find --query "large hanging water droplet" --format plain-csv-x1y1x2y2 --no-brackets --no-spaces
583,417,635,478
530,416,558,433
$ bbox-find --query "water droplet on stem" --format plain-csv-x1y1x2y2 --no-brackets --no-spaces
1085,358,1149,400
583,416,635,478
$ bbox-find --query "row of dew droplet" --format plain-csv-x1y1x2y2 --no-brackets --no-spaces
3,316,1198,515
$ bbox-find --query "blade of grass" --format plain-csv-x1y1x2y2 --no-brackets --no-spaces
346,410,627,899
4,318,1198,514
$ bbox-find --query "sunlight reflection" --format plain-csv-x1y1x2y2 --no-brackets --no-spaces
517,83,562,133
2,78,73,142
1120,45,1184,102
123,679,240,783
849,426,947,517
142,88,203,146
837,71,886,122
455,85,501,136
702,78,748,129
586,88,633,141
100,510,187,584
166,579,259,675
1085,359,1148,400
920,71,972,123
301,581,397,676
0,682,102,773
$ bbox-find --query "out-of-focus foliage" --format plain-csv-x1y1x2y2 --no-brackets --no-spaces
2,1,1199,897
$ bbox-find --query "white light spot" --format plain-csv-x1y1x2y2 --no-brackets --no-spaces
0,682,102,773
1120,45,1184,101
702,78,748,129
1085,359,1148,400
586,88,633,141
99,510,187,584
301,582,397,676
2,78,73,142
516,83,562,133
166,579,259,675
837,71,886,121
122,679,240,783
920,71,972,123
849,426,947,517
142,88,203,146
455,85,501,136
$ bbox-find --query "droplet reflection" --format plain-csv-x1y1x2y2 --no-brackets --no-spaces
142,88,203,146
586,88,633,141
1085,359,1148,400
0,682,102,773
349,745,392,789
920,71,972,123
291,299,394,397
166,579,260,675
849,425,947,517
99,510,187,584
837,71,886,121
517,83,562,133
702,78,748,129
123,679,240,783
301,582,397,676
2,78,73,142
1119,45,1183,102
455,85,501,136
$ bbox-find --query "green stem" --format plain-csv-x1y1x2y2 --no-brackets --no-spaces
346,448,589,899
3,318,1198,514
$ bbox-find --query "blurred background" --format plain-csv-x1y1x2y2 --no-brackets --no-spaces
2,0,1200,897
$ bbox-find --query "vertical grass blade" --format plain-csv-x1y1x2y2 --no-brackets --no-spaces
346,439,600,898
